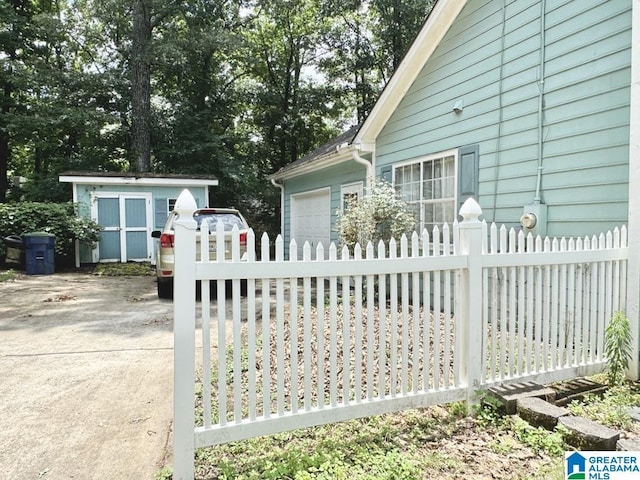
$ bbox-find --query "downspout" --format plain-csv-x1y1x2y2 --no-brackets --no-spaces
352,150,373,188
271,178,285,237
491,0,507,220
72,183,80,268
533,0,547,204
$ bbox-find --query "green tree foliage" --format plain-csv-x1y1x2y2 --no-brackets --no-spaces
0,202,102,264
336,180,415,250
2,0,435,237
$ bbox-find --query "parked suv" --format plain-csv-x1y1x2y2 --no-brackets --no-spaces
151,208,250,299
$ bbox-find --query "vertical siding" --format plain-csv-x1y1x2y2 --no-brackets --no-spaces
73,183,209,262
376,0,631,237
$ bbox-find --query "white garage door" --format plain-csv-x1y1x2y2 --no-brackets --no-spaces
291,188,331,258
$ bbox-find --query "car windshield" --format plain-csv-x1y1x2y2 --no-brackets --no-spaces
193,212,245,232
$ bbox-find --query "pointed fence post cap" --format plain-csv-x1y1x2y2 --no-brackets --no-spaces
459,197,482,223
174,189,197,215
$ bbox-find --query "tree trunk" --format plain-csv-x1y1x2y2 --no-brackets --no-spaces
131,0,152,173
0,81,11,202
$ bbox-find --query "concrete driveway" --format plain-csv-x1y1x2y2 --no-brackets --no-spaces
0,272,176,480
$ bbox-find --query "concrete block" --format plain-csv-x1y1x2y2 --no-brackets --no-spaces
617,438,640,451
559,415,620,451
626,407,640,423
516,396,570,431
488,382,556,414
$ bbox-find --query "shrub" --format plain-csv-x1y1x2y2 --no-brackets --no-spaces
335,180,415,251
605,311,632,386
0,202,102,266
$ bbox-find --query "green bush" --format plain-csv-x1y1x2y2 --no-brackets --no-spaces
0,202,102,266
335,180,415,251
605,311,632,386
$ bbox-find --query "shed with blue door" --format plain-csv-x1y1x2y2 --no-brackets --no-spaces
59,172,218,266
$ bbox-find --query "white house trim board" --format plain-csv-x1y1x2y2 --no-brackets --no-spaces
271,147,356,181
354,0,468,146
59,174,218,187
340,181,364,211
626,0,640,379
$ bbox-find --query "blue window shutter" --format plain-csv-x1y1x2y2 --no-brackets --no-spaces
380,166,392,184
458,144,479,210
155,198,168,228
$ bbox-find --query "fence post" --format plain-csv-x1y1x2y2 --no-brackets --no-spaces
457,198,484,408
172,189,198,479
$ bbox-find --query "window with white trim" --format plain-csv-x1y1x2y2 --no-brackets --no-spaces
393,150,457,234
340,181,363,211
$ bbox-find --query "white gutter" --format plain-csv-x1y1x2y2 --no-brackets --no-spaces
352,150,374,188
270,178,285,238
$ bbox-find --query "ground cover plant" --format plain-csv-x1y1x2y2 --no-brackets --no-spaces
190,405,565,480
92,262,154,276
165,379,640,480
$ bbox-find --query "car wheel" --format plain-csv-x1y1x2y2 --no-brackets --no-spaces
157,278,174,299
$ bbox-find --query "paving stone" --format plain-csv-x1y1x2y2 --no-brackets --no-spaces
516,396,570,431
617,438,640,451
488,382,556,414
559,415,620,451
627,407,640,423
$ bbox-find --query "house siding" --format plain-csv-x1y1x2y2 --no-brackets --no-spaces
282,161,367,247
73,183,208,263
375,0,632,237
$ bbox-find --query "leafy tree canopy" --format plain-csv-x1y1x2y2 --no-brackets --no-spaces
1,0,435,236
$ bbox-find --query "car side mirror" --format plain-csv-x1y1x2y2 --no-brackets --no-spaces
151,230,161,238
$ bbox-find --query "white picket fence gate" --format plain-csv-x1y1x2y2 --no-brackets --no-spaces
171,190,628,479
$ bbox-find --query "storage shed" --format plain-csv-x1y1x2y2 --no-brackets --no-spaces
59,171,218,265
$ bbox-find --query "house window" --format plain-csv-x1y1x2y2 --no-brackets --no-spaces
168,198,177,212
341,182,363,211
394,150,457,234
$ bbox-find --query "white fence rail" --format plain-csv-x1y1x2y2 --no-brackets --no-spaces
172,191,628,479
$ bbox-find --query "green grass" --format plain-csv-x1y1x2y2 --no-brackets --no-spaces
92,262,154,276
0,269,18,282
183,404,564,480
567,381,640,430
162,332,640,480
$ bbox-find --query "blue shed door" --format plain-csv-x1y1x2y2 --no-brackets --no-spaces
94,194,152,262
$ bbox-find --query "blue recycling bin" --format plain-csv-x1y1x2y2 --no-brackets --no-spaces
23,232,55,275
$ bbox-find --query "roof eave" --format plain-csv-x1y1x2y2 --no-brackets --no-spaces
270,146,357,182
354,0,468,146
59,175,219,187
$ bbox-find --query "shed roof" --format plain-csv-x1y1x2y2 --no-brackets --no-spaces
59,171,219,187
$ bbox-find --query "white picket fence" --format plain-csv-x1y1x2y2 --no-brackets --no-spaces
171,191,628,479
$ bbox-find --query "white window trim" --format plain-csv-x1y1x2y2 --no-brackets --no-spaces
340,181,364,211
392,149,459,234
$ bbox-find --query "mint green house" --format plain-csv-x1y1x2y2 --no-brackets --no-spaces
270,0,639,255
59,171,218,265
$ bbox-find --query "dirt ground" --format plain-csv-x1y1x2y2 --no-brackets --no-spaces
0,272,176,480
